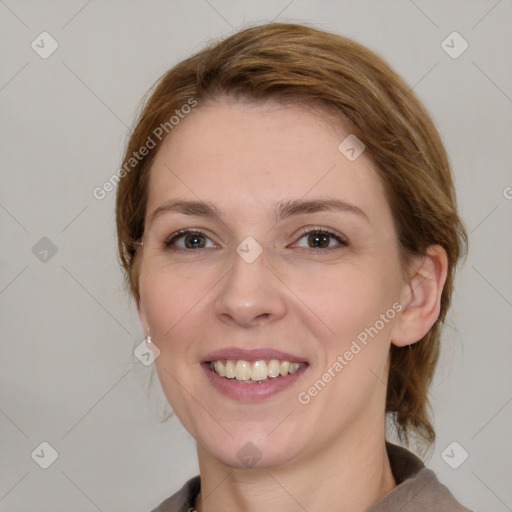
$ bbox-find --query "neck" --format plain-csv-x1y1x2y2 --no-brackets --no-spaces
194,425,396,512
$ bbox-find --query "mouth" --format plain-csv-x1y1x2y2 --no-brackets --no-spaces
201,348,309,401
207,359,307,383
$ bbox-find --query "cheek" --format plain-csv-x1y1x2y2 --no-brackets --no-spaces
295,262,402,394
140,267,208,429
293,260,398,333
139,260,207,334
301,275,399,417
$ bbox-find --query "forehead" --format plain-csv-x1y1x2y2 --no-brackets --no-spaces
146,99,390,227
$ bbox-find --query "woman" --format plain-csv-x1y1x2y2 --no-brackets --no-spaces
116,22,471,511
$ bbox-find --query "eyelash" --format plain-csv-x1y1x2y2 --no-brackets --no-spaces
163,227,348,252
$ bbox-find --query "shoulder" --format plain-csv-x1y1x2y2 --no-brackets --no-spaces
390,467,473,511
149,475,200,512
371,442,473,512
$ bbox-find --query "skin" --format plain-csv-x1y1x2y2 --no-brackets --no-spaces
136,98,448,512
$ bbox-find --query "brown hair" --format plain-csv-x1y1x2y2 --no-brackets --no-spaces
116,22,468,447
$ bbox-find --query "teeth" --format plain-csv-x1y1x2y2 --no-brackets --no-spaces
216,360,226,377
289,362,300,373
251,360,268,381
224,360,236,378
235,360,252,381
267,359,281,378
212,359,304,382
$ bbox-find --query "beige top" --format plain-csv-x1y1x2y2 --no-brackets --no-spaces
150,442,473,511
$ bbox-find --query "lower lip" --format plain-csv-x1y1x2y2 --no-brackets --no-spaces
201,363,308,401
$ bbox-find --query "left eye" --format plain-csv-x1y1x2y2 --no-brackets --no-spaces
293,228,348,250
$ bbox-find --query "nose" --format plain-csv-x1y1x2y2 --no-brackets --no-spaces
213,245,287,328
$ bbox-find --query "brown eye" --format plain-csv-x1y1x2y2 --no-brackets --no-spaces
294,228,348,250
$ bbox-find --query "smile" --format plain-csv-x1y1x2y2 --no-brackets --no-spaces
201,347,309,400
209,359,306,383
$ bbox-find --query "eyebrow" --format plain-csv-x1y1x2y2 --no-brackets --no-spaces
148,197,369,227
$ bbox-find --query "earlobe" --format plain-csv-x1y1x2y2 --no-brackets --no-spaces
391,245,448,347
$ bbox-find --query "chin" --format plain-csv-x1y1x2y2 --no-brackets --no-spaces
199,431,302,470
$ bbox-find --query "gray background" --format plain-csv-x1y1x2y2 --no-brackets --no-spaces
1,0,511,511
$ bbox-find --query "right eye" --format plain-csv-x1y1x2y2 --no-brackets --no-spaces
164,229,217,251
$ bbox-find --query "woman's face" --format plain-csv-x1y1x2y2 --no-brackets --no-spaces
137,99,411,468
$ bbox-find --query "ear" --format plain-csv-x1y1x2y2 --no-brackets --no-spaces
391,245,448,347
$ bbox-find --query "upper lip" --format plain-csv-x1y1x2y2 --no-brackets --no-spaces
202,347,308,363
